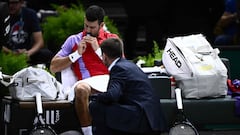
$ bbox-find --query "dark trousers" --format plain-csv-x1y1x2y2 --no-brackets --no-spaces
89,101,161,135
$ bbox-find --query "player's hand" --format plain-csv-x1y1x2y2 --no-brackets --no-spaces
77,40,87,55
83,35,99,51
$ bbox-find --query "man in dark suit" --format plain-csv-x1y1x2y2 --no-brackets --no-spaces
89,38,166,135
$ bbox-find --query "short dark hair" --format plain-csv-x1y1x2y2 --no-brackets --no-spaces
101,38,123,59
85,5,105,24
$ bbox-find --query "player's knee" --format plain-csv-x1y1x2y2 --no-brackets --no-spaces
75,83,91,98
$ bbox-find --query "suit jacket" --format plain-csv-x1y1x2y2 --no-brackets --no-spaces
93,58,166,133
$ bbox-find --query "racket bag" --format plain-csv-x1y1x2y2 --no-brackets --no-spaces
0,66,63,101
162,34,228,99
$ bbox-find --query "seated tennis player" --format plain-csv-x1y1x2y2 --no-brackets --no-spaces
50,5,119,135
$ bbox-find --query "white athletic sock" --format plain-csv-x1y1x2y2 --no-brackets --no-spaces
81,126,93,135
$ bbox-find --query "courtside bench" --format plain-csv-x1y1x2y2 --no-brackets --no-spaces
151,76,240,133
0,96,80,135
1,95,240,135
160,96,240,132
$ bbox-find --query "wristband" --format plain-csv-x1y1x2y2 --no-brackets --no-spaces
69,51,81,63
